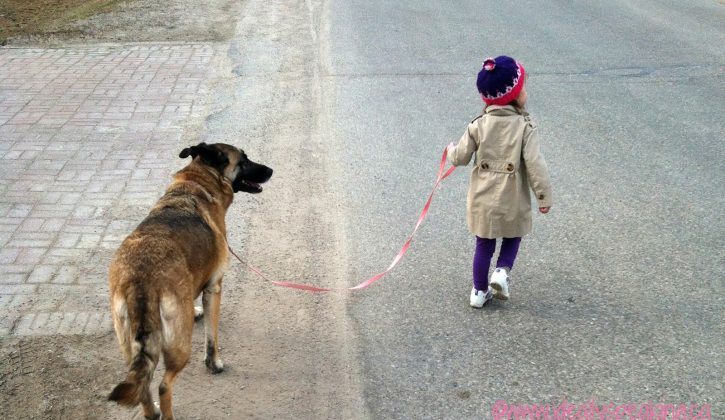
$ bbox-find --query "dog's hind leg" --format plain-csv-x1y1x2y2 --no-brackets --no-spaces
158,351,189,420
158,354,188,420
158,295,192,420
202,275,224,374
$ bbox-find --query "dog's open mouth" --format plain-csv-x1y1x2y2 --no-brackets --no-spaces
240,179,263,193
233,163,272,194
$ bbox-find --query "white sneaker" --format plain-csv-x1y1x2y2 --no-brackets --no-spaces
470,287,493,308
489,268,510,300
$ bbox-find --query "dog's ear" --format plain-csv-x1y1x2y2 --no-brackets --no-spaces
179,143,228,169
179,142,208,159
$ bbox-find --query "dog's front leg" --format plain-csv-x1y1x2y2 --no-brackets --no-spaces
202,277,224,374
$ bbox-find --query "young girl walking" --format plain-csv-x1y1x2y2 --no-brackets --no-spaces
447,55,553,308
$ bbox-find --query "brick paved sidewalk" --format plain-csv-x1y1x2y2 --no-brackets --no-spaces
0,44,217,336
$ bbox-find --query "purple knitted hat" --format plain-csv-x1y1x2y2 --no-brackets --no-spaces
476,56,526,106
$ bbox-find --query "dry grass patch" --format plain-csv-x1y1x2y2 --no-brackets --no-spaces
0,0,123,43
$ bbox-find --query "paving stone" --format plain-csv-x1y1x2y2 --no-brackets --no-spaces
15,248,47,265
27,265,58,284
0,247,20,263
53,266,80,284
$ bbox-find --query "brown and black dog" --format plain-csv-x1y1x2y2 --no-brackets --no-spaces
108,143,272,420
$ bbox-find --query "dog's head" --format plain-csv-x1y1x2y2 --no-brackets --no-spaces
179,143,273,193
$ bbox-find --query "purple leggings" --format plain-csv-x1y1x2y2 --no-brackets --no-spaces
473,237,522,291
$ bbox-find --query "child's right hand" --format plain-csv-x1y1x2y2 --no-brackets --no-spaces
539,207,550,214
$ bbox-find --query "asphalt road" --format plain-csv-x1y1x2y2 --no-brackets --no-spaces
316,0,724,418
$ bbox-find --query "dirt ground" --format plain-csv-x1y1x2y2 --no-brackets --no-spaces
0,334,130,419
0,0,238,45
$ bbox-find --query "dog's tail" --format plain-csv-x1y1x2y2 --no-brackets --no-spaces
108,288,161,407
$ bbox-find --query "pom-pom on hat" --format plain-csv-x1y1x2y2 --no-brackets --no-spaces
476,56,526,106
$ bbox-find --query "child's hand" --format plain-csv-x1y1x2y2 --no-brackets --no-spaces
539,207,550,214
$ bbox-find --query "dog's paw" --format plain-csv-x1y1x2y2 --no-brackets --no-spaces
144,403,160,420
193,305,203,321
205,357,224,374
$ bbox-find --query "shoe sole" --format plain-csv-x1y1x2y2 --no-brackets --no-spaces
470,294,492,308
470,298,492,308
490,283,509,300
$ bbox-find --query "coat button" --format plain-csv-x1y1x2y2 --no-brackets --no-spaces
538,194,545,200
482,163,489,169
506,163,514,172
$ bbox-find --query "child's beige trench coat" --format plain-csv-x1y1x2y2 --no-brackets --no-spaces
448,105,553,239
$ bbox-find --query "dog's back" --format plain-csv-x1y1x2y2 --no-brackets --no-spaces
108,190,220,411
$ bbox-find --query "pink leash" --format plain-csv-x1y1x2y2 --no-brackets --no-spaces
227,146,456,292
